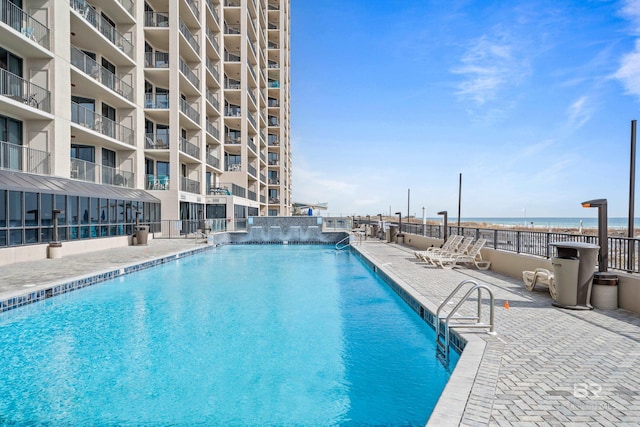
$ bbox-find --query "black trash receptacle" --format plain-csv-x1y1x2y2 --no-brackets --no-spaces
135,226,149,245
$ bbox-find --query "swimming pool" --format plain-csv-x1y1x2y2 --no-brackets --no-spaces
0,245,458,426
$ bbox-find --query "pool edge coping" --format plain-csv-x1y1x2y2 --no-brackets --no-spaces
0,244,215,313
350,243,484,427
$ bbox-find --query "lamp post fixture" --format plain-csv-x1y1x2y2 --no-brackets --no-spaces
378,213,383,240
581,199,608,272
422,206,426,236
437,210,448,242
395,211,403,243
366,215,370,240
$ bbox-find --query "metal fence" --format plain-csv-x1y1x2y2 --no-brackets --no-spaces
392,222,640,273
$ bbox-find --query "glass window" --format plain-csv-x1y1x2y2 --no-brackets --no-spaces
25,192,38,226
41,194,53,227
118,200,125,223
91,198,99,224
8,191,22,227
9,229,22,246
55,195,66,225
68,196,79,225
79,197,89,224
0,190,5,227
0,230,6,247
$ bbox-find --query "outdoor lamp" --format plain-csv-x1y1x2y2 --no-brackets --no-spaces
395,212,403,238
581,199,608,272
437,210,448,242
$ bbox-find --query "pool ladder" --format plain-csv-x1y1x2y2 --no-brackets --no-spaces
335,235,352,250
435,279,496,361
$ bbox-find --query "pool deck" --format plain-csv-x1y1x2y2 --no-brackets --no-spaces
2,238,640,426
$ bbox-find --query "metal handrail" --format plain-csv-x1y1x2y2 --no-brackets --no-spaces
335,235,351,250
435,280,496,360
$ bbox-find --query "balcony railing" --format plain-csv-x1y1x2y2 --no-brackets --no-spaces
248,114,257,130
248,88,257,106
268,97,279,107
268,61,279,69
231,183,245,197
268,3,279,10
117,0,134,16
206,0,220,23
179,19,200,54
71,45,133,101
260,195,266,203
145,133,170,149
185,0,200,19
145,174,170,190
0,140,50,175
268,135,279,146
224,23,240,34
247,137,257,153
224,0,240,7
248,190,256,201
70,0,134,59
0,0,50,50
0,69,51,113
179,58,200,88
268,79,279,88
71,101,134,145
268,178,279,185
226,135,240,145
180,176,201,194
225,105,241,117
268,159,279,166
179,98,200,123
206,90,219,111
180,137,201,159
144,11,169,27
268,22,278,30
224,77,240,89
268,116,279,126
206,152,220,168
206,57,220,82
145,93,169,108
224,50,240,62
145,51,169,68
225,162,241,171
71,157,134,188
206,120,219,138
206,28,220,54
247,164,256,177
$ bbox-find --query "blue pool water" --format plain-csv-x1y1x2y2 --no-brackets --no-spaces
0,245,458,426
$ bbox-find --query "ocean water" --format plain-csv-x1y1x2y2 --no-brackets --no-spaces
0,245,456,426
440,217,639,229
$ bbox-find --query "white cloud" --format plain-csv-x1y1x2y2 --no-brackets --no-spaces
567,96,592,129
615,1,640,100
452,33,530,106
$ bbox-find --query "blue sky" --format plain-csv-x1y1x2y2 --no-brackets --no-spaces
290,0,640,218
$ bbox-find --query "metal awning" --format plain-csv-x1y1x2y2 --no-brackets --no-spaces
0,170,160,203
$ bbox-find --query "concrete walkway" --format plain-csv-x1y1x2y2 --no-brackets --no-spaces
2,238,640,426
354,240,640,427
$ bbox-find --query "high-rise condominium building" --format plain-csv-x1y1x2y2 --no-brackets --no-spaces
0,0,291,256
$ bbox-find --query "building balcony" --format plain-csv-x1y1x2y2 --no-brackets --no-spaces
247,164,256,177
206,120,219,139
179,98,200,123
118,0,135,17
144,11,169,27
145,174,170,190
225,162,241,171
206,28,220,55
185,0,200,20
268,79,279,88
224,0,240,7
247,137,257,153
179,137,201,159
225,106,241,117
70,0,134,60
145,93,169,109
71,102,134,145
225,135,240,145
248,189,256,201
224,77,240,89
206,90,220,111
70,157,134,188
224,50,240,62
145,133,170,149
268,97,279,107
206,0,220,23
268,178,279,185
268,60,279,69
145,51,169,68
0,140,50,175
0,0,50,50
224,23,240,35
179,19,200,55
268,116,279,126
179,58,200,88
0,69,51,113
71,45,134,102
206,152,220,168
205,57,220,82
180,176,201,194
269,198,280,204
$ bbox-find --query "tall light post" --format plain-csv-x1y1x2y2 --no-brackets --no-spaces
581,199,608,272
438,210,448,242
422,206,426,236
395,211,403,243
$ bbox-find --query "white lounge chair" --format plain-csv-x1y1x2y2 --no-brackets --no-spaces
523,268,556,300
423,236,474,265
414,234,463,260
435,238,491,270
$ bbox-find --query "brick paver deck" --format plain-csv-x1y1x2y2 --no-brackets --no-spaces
2,238,640,426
